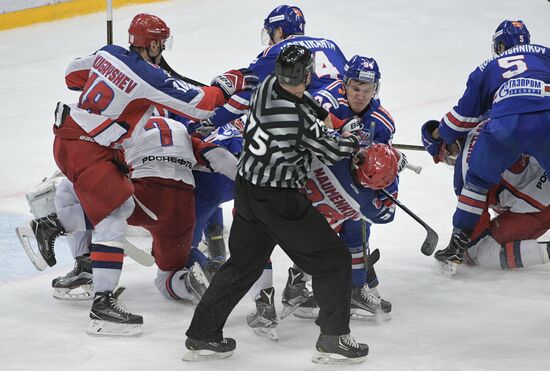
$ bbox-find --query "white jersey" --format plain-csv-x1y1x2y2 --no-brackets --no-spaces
498,157,549,213
122,117,197,186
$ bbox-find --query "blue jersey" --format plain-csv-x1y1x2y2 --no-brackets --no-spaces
206,35,348,129
440,44,550,144
312,79,396,144
305,157,397,231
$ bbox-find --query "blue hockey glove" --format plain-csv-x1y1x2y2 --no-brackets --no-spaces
421,120,445,163
187,118,215,136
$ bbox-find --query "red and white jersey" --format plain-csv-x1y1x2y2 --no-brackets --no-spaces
498,157,549,213
123,117,198,187
65,44,225,145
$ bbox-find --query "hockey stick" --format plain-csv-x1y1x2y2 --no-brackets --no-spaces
381,189,438,256
123,238,155,266
361,220,380,287
159,57,206,86
393,143,424,151
405,162,422,174
106,0,113,45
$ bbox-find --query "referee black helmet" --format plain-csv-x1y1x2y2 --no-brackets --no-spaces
275,45,315,86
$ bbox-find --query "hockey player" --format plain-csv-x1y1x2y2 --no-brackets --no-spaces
46,116,238,334
190,122,243,261
421,20,550,266
31,13,256,335
423,119,550,274
191,4,348,132
184,45,369,364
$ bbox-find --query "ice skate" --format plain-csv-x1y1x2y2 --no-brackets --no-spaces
293,295,319,319
205,224,227,260
30,213,66,267
247,287,278,341
15,223,48,271
311,333,369,364
350,285,391,321
182,337,236,361
52,254,93,301
434,231,471,276
87,287,143,337
281,267,312,319
203,256,225,281
181,262,210,306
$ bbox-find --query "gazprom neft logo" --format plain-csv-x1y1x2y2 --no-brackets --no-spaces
494,78,544,102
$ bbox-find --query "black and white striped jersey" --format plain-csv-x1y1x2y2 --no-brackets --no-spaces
237,75,358,188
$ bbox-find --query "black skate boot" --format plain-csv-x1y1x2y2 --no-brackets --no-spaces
87,287,143,336
434,230,471,276
247,287,278,341
203,257,225,281
293,295,319,319
350,285,391,321
30,213,66,267
183,336,236,361
52,254,93,301
281,267,312,319
312,333,369,364
205,224,227,260
180,262,210,305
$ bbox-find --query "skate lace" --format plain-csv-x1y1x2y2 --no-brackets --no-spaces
340,334,359,349
110,297,131,315
361,287,381,306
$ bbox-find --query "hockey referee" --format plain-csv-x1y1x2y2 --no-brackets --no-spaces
184,45,369,364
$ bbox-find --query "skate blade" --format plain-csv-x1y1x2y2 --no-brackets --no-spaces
15,225,48,271
435,260,458,276
251,326,279,341
311,351,367,365
293,307,319,320
86,320,143,337
53,285,93,301
350,309,391,322
182,349,234,362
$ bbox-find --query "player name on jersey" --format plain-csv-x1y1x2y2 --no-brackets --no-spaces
93,55,138,94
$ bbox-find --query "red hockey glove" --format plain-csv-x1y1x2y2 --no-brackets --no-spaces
211,69,258,99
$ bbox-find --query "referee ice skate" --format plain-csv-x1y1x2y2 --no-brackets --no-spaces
184,45,369,364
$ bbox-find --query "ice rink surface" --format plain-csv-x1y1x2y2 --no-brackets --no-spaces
0,0,549,370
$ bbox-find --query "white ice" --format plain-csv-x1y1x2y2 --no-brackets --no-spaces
0,0,549,370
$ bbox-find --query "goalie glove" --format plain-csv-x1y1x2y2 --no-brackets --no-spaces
421,120,445,163
211,68,258,99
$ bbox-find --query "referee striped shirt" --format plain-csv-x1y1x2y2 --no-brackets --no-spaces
237,75,358,188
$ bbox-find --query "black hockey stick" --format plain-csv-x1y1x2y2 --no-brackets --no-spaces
393,143,424,151
159,56,206,86
381,189,438,256
361,220,380,286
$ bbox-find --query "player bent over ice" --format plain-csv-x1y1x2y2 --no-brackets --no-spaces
422,120,550,275
421,20,550,267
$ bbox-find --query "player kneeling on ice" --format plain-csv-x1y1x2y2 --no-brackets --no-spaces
18,116,238,336
422,118,550,276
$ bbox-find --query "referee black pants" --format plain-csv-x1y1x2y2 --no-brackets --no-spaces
186,175,352,341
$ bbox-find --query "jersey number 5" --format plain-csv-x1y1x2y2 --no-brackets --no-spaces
498,55,527,79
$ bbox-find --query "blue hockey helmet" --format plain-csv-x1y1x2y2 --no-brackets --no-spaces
263,5,305,41
492,20,530,55
344,55,381,85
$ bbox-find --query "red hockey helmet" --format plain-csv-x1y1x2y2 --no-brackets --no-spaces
354,143,398,190
128,13,171,49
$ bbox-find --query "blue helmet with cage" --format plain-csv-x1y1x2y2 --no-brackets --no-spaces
263,5,305,41
492,20,530,55
344,55,381,85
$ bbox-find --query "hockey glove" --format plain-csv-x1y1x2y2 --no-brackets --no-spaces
392,148,408,173
211,68,258,99
187,118,216,136
340,116,363,133
421,120,445,163
373,180,398,210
